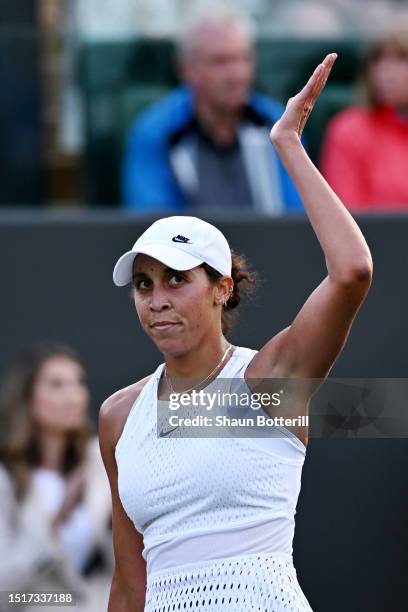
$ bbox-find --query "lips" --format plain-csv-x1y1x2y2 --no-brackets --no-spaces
150,321,180,330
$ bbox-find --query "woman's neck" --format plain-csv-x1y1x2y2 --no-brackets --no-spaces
37,430,67,472
163,337,234,388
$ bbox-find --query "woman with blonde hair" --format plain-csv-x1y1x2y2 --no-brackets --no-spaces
321,23,408,210
0,343,112,611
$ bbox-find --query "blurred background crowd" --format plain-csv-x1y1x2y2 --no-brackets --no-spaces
2,0,408,213
1,1,408,610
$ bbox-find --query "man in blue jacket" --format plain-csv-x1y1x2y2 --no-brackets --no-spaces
122,10,304,215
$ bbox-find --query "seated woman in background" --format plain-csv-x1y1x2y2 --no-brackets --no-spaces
0,343,113,612
320,24,408,211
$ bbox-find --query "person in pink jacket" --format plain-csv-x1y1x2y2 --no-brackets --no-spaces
320,24,408,211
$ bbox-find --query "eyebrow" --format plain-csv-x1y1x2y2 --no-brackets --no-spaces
132,267,184,280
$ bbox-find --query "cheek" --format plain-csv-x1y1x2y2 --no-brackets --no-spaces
200,67,222,90
78,387,90,412
134,296,148,323
242,62,253,85
385,63,405,83
373,61,408,87
183,291,215,331
30,392,56,427
64,390,89,428
397,63,408,85
30,385,54,417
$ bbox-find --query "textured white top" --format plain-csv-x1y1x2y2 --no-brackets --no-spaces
115,346,306,574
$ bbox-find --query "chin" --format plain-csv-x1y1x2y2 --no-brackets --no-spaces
221,97,246,112
226,88,249,107
156,337,193,358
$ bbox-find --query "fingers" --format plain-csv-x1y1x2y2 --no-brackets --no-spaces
323,52,338,67
315,54,337,89
313,54,336,85
290,53,337,135
297,52,337,107
276,53,338,139
317,53,337,89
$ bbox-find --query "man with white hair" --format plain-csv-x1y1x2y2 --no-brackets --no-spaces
122,9,304,215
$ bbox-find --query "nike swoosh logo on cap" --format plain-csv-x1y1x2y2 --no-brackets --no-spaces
172,235,191,243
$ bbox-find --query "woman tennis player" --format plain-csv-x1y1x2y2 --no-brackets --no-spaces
99,53,373,611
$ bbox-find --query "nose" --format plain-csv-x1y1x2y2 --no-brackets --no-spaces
228,55,252,80
149,285,171,312
64,381,88,405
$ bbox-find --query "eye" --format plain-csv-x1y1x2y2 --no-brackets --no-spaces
169,273,185,286
47,377,65,390
134,278,151,290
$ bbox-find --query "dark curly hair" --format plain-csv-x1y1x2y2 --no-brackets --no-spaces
200,249,258,334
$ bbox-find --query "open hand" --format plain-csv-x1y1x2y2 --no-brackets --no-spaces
270,53,337,144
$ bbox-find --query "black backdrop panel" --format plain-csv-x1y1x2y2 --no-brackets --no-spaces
0,212,407,611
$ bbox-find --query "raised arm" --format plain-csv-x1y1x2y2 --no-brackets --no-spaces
99,392,147,612
249,54,373,380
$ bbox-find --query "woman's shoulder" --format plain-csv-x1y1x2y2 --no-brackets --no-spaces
99,373,157,449
101,376,152,412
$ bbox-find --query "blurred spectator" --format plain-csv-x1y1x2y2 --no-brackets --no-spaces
0,343,113,612
320,24,408,211
122,7,304,215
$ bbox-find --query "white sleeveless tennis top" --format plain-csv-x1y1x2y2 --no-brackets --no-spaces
115,346,306,576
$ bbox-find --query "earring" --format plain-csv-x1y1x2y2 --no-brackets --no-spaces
223,287,233,306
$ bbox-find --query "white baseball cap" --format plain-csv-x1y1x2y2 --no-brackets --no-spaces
113,216,232,287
